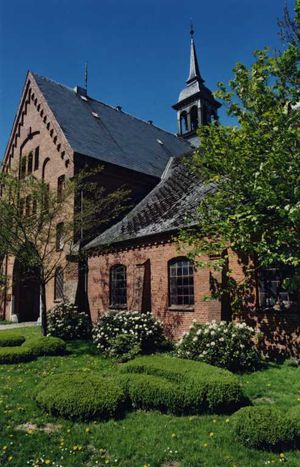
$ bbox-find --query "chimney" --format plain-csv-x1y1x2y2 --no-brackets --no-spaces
74,85,87,97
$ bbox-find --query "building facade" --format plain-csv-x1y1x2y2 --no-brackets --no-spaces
1,32,299,358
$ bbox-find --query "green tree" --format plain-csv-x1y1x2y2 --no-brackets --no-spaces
0,167,129,335
180,1,300,309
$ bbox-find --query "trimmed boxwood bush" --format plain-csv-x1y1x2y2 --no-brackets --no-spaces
0,336,66,364
0,346,35,364
0,332,25,347
24,336,66,357
36,373,126,420
233,406,299,450
106,334,141,362
119,355,248,414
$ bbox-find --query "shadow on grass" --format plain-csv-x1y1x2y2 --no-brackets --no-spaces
65,339,99,356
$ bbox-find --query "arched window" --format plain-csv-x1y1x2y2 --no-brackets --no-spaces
56,222,64,251
258,264,296,310
54,267,64,300
25,195,32,217
34,147,39,171
190,106,199,131
42,157,50,180
20,156,26,179
169,257,194,306
57,175,65,201
110,264,127,308
180,111,188,134
28,152,33,175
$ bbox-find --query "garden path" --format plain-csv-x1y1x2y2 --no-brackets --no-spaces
0,322,38,330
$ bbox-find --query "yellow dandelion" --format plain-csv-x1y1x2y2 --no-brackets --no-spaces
203,443,208,447
45,461,51,465
213,419,217,423
2,446,7,450
85,427,91,433
279,453,285,458
209,432,214,437
171,433,176,438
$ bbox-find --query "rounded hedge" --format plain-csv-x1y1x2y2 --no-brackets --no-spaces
0,332,25,347
24,336,66,357
36,373,126,420
0,336,66,364
0,346,35,364
119,355,249,415
233,406,299,450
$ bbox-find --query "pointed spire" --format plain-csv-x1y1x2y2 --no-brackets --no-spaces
187,23,204,84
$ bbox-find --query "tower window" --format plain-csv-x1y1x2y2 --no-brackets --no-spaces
109,264,127,308
180,111,188,134
190,106,199,131
169,257,194,306
202,105,208,125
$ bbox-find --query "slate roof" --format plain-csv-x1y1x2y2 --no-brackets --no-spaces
32,73,191,177
84,156,214,250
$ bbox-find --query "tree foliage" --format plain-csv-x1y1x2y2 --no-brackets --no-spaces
180,1,300,302
0,166,129,334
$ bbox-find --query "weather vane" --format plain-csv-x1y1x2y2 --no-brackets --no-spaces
84,62,88,92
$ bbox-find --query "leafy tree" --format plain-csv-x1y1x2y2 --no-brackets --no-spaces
0,166,129,335
180,1,300,310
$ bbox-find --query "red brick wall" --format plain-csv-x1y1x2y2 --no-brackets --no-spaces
88,239,222,338
1,72,160,321
2,73,75,320
235,311,300,360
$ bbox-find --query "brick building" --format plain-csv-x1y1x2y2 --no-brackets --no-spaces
1,31,299,357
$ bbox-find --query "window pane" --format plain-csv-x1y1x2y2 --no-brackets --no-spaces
169,258,194,306
110,265,127,308
259,265,295,309
54,268,64,300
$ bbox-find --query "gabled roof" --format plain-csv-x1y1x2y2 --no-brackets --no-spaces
85,156,214,250
31,73,191,177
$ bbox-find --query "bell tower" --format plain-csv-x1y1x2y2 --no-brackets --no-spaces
173,26,221,147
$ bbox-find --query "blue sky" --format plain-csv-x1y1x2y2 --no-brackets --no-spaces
0,0,295,158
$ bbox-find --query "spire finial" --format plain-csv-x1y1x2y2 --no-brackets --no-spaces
190,20,194,39
187,25,204,84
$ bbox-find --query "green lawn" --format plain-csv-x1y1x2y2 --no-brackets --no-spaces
0,327,299,467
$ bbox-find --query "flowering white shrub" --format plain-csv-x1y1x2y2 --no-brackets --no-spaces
47,303,91,340
176,320,260,372
92,310,165,354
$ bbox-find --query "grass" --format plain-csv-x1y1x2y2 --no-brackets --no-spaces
0,327,299,467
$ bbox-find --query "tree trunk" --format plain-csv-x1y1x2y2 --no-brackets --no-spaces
40,281,47,336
